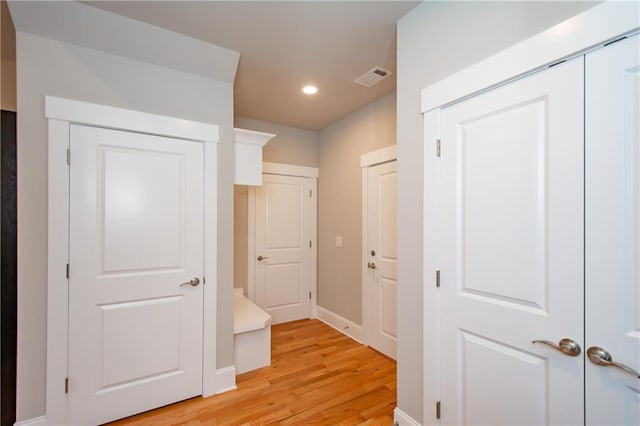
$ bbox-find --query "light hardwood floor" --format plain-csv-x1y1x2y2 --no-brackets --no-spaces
109,319,397,425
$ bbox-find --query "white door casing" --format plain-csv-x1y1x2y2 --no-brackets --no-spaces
45,97,219,425
439,58,584,425
68,125,204,424
252,172,316,324
585,35,640,425
362,152,397,360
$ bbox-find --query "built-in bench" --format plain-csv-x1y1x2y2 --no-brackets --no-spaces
233,288,272,374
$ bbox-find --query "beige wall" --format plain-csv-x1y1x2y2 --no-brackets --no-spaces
235,116,320,168
232,117,319,296
14,30,235,422
396,1,599,422
317,92,396,324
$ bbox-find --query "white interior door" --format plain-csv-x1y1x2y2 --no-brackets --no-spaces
254,174,313,324
68,125,204,425
585,35,640,426
439,58,584,425
366,160,397,360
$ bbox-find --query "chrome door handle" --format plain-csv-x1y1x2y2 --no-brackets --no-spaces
587,347,640,379
257,255,269,261
180,277,200,287
532,338,581,357
367,262,377,269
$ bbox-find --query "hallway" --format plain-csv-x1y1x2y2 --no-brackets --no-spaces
110,319,397,425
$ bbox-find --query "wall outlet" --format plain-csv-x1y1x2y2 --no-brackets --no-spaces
335,236,343,248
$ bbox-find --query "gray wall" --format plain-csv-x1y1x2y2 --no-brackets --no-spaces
317,92,396,324
396,1,599,422
14,31,235,422
232,117,319,296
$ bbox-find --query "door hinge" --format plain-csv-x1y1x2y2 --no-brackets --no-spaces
309,291,312,300
436,401,441,419
66,263,70,279
309,240,312,248
65,377,69,394
436,270,440,288
66,148,71,165
436,139,441,157
309,189,312,197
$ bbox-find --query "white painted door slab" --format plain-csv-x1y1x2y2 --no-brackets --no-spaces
254,174,312,324
585,35,640,426
366,160,397,360
439,58,584,425
68,125,204,425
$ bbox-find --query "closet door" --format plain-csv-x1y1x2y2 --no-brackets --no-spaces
585,35,640,426
439,58,584,425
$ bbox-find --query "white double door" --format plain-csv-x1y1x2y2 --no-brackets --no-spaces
438,36,639,425
253,173,315,324
364,160,398,360
68,125,204,424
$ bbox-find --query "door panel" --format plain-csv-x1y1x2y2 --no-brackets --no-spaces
367,160,397,359
255,174,311,324
440,58,584,425
68,125,203,425
586,35,640,426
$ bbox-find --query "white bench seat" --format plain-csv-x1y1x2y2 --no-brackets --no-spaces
233,288,271,374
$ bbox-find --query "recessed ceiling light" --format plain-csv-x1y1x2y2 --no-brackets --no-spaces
302,85,318,95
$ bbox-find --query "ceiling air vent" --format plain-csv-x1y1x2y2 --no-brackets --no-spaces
354,66,392,88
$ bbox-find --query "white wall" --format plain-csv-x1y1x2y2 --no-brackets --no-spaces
395,1,599,422
12,17,237,425
317,92,396,324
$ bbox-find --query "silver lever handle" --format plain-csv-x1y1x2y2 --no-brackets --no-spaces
367,261,377,269
180,277,200,287
257,255,269,261
532,338,581,357
587,346,640,379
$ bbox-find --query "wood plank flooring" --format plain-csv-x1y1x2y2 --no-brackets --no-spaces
109,319,397,425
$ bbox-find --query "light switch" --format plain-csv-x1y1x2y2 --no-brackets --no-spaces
335,236,343,248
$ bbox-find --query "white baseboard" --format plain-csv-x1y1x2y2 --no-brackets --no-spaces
215,365,237,394
316,305,365,344
14,416,46,426
393,407,422,426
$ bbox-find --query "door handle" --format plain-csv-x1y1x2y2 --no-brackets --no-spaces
367,262,377,269
257,255,269,261
587,346,640,379
180,277,200,287
532,338,581,357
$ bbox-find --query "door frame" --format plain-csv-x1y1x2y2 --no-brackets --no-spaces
420,3,639,424
360,145,396,348
44,96,220,425
246,162,318,318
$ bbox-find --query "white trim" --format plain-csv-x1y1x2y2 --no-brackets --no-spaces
316,306,364,344
360,145,397,168
360,146,397,348
394,408,421,426
262,161,319,178
214,366,238,394
234,128,276,147
422,110,440,426
309,178,318,319
247,186,256,302
45,96,219,143
202,141,219,397
45,97,219,424
420,3,638,425
421,2,640,112
14,416,47,426
46,119,71,424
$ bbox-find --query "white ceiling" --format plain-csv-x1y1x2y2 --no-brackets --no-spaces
83,1,420,131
